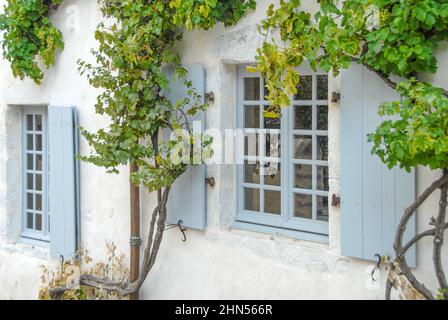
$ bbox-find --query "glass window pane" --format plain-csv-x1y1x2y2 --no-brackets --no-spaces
27,154,33,170
35,174,42,191
36,194,42,211
27,193,33,210
244,78,260,100
27,212,34,229
263,109,281,129
294,75,312,100
317,196,329,221
36,154,43,171
294,193,312,219
317,166,329,191
294,135,313,159
244,133,258,156
294,164,312,189
35,115,43,131
35,214,42,231
244,188,260,212
244,161,260,184
264,162,281,186
317,136,328,160
27,134,33,150
36,134,42,151
317,105,328,130
294,105,312,130
265,134,281,158
317,75,328,100
27,173,33,190
244,105,260,128
264,190,281,215
26,115,33,131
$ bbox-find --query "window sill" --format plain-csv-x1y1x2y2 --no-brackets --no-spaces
18,235,50,248
0,239,51,261
231,220,329,244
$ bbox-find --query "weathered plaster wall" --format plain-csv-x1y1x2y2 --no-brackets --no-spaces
0,0,446,300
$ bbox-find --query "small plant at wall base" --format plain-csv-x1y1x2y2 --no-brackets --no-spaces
0,0,64,84
253,0,448,300
47,0,255,299
39,243,130,300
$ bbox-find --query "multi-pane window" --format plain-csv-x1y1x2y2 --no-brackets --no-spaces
22,107,50,241
237,65,329,238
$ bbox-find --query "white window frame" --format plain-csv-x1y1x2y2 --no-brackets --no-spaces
21,106,50,242
235,64,329,242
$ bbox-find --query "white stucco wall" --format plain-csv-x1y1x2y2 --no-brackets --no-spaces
0,0,446,300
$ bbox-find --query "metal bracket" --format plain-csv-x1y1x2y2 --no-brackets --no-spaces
205,177,215,187
331,194,341,207
205,92,215,103
129,236,142,246
331,92,341,103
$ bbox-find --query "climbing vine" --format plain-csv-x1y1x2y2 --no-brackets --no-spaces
253,0,448,300
48,0,255,298
0,0,64,83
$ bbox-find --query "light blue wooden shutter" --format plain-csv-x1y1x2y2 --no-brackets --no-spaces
341,64,416,266
164,64,206,230
48,106,79,260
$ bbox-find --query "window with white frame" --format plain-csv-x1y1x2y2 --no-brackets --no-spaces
236,65,329,240
22,106,50,242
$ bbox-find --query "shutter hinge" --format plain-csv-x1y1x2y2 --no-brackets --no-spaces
205,92,215,103
331,92,341,103
331,194,341,207
205,177,215,187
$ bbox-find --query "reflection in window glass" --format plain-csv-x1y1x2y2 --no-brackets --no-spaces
294,76,312,100
294,135,313,159
27,134,33,150
317,166,329,191
317,105,328,130
244,188,260,212
264,162,281,186
244,133,258,157
317,75,328,100
244,105,260,128
294,193,312,219
294,105,312,130
317,136,328,161
264,190,281,215
244,161,260,184
294,164,312,189
317,196,329,221
35,115,43,131
26,115,33,131
244,78,260,101
265,134,281,158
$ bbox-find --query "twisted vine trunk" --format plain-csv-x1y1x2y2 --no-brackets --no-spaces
50,131,180,299
386,169,448,300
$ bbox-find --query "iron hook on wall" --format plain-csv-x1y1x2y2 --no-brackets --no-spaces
371,253,382,281
178,220,187,242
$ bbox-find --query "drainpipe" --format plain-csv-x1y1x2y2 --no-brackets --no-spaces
129,163,141,300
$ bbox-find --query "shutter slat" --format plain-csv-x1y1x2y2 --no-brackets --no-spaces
164,65,206,230
341,64,416,266
49,106,79,260
362,65,384,260
341,64,364,258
